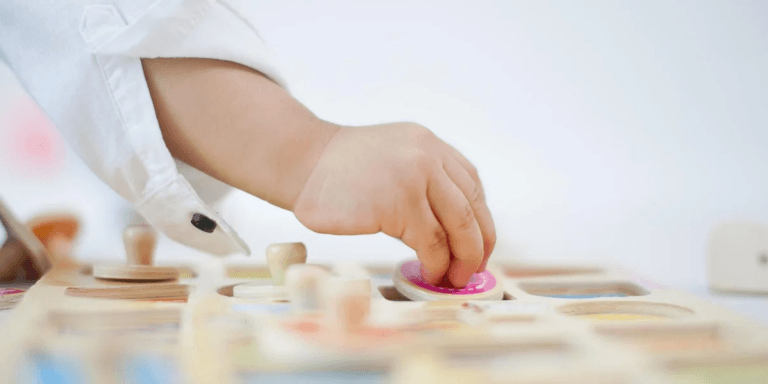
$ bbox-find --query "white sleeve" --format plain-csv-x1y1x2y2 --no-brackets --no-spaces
0,0,286,256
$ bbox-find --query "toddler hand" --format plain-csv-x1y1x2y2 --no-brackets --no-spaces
293,123,496,287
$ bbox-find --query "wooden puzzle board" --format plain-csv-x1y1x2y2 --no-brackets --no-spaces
2,258,768,384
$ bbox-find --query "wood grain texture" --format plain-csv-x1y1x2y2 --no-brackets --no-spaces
93,264,179,281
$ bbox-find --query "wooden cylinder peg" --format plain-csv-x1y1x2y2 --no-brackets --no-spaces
265,242,307,285
93,224,177,282
28,213,80,267
124,225,157,266
326,276,372,333
285,264,330,313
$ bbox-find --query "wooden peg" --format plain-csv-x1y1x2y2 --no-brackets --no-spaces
326,275,372,333
265,242,307,285
93,225,178,281
285,264,330,313
27,213,80,267
0,199,50,282
123,225,157,266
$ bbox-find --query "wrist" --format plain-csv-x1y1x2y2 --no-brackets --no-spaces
283,119,342,210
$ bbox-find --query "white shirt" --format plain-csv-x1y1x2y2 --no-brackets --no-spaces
0,0,286,256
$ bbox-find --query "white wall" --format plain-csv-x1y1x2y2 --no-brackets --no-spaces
1,1,767,286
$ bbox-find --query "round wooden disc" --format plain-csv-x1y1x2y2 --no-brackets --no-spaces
393,260,504,301
93,264,179,281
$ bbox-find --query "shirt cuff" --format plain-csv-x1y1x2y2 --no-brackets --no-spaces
79,0,284,256
135,174,249,256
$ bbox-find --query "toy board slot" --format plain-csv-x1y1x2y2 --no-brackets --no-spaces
520,282,648,299
79,264,197,279
501,265,604,278
558,301,694,321
218,284,289,305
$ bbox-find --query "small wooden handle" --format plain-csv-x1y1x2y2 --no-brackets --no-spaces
265,242,307,285
123,225,157,266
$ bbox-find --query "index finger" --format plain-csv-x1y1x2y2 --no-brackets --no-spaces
427,168,484,287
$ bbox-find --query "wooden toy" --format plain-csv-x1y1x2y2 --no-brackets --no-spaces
708,221,768,294
326,266,372,332
2,240,768,384
27,213,80,267
284,264,330,313
0,199,51,282
93,225,179,282
393,259,505,301
265,242,307,285
233,243,309,300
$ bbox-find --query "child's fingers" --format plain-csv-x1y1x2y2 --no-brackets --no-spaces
399,201,451,285
427,168,484,287
441,156,497,272
443,144,496,268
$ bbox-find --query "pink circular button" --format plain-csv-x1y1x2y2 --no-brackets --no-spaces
400,260,496,295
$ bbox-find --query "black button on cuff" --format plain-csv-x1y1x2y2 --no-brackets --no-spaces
191,213,216,233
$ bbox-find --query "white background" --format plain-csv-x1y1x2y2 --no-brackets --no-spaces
1,1,767,291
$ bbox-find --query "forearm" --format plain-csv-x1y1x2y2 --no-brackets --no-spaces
142,57,338,210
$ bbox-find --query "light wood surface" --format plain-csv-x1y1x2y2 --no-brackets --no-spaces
92,264,179,281
66,283,189,300
2,253,768,384
93,225,179,282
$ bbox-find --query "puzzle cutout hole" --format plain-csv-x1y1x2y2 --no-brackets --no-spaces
79,264,197,279
502,266,604,278
558,301,694,321
520,282,649,299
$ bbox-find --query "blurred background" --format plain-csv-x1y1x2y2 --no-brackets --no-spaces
1,1,767,289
